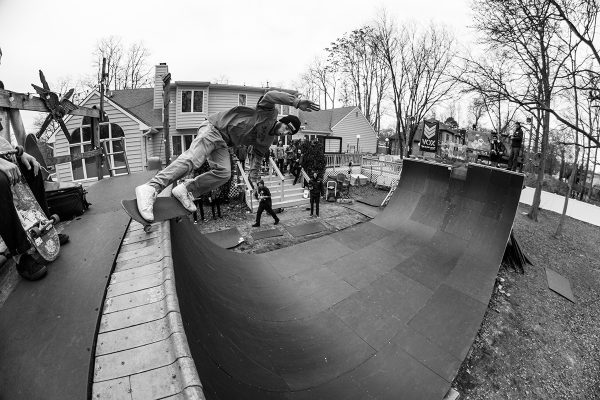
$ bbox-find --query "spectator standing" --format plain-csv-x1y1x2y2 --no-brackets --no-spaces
292,149,303,185
285,142,296,175
208,187,222,219
308,172,323,217
507,122,523,171
275,141,286,173
252,179,279,227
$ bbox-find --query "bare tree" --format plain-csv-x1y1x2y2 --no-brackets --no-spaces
93,36,152,91
327,26,383,125
461,0,589,221
467,96,486,129
122,41,152,89
372,14,459,156
93,36,123,91
307,56,339,110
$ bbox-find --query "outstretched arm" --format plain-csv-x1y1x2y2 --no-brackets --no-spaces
258,91,320,112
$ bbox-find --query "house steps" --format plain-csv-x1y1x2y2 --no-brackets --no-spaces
248,173,309,212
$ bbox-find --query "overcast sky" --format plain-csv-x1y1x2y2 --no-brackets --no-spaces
0,0,475,132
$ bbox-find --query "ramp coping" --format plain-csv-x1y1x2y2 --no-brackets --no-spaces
91,219,205,400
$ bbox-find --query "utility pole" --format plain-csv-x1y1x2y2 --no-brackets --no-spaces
95,57,107,180
162,73,171,166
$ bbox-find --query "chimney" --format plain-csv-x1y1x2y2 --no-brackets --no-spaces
153,63,169,110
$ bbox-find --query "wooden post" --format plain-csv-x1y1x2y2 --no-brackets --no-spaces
95,58,107,180
92,113,102,181
162,73,171,166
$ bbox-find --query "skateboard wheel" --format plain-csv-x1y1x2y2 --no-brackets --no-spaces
50,214,60,224
14,146,24,157
143,225,152,233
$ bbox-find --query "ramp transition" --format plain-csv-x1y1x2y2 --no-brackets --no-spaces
171,159,524,399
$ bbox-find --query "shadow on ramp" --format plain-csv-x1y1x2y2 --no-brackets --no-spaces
171,159,523,399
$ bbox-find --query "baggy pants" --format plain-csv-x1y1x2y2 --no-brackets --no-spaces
255,200,278,225
310,194,320,216
507,146,521,171
148,121,230,196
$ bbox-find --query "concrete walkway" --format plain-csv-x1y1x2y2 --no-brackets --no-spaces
519,187,600,227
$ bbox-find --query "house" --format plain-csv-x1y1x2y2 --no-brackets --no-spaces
298,107,377,154
52,63,299,185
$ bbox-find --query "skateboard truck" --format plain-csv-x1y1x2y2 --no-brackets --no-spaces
29,214,59,238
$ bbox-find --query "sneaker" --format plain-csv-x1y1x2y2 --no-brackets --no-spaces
58,233,69,245
252,223,260,227
135,184,157,222
172,183,197,213
274,218,280,225
17,254,47,281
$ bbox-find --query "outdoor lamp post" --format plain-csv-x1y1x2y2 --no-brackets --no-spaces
356,134,360,153
385,137,390,154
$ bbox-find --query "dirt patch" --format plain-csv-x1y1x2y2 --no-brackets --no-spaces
453,203,600,399
192,199,371,254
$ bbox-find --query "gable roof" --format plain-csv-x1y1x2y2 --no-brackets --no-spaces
107,88,163,127
298,106,357,134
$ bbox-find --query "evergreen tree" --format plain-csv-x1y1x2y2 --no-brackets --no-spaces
300,138,327,178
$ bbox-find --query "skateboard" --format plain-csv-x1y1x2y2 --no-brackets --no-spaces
121,197,191,233
0,143,60,262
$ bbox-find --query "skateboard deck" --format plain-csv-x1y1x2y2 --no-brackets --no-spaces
121,197,191,232
0,143,60,262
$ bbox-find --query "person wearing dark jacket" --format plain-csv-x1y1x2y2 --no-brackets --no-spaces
0,137,69,281
135,91,319,222
252,180,279,227
489,131,506,167
308,172,323,217
507,122,523,171
291,149,303,185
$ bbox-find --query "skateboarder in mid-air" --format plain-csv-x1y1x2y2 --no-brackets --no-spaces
135,91,320,222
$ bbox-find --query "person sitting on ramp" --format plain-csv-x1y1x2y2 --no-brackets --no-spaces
134,91,319,222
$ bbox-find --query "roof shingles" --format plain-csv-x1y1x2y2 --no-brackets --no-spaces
108,88,163,127
299,106,356,134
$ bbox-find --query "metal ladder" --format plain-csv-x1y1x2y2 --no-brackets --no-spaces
101,137,130,177
381,176,399,207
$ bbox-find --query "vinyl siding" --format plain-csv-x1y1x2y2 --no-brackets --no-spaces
332,107,377,154
206,88,299,117
55,92,146,185
175,85,209,129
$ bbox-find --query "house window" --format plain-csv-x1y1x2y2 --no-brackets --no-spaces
172,133,197,158
69,116,126,180
238,94,247,106
323,137,342,153
181,90,204,113
281,105,290,115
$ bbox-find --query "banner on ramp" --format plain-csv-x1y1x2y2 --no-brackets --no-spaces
420,120,439,153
